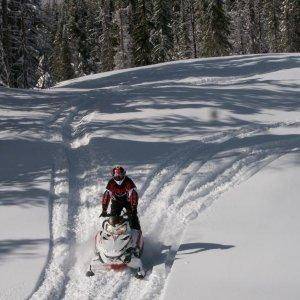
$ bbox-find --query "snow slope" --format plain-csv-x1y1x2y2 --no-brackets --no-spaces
163,152,300,300
0,54,299,299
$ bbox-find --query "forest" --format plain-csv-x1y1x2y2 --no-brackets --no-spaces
0,0,299,89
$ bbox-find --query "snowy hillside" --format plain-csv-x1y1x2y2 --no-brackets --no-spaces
0,54,299,300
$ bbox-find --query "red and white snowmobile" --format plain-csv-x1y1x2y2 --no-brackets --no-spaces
86,214,146,279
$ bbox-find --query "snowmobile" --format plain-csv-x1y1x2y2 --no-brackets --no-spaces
86,214,146,279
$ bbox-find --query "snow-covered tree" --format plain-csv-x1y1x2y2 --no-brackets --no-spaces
263,0,281,53
86,0,103,72
0,0,41,88
132,0,152,66
280,0,299,52
201,0,231,57
65,0,91,76
172,0,194,60
151,0,173,63
52,9,74,82
114,0,134,69
99,0,115,72
227,0,248,54
0,0,10,86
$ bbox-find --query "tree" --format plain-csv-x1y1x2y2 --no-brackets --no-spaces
99,0,115,71
0,0,11,86
114,0,134,69
66,0,91,76
151,0,173,63
52,10,74,82
263,0,281,53
172,0,195,60
132,0,152,66
280,0,299,52
201,0,231,57
0,0,41,88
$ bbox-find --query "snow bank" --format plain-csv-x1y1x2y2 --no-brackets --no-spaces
163,152,300,300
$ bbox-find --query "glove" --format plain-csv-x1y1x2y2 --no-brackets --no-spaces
99,211,108,217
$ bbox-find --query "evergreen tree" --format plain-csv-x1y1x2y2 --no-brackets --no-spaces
247,0,266,53
86,0,103,73
201,0,231,57
99,0,115,71
0,0,10,86
0,0,41,88
66,0,91,76
114,0,134,69
52,11,74,82
36,0,57,88
151,0,173,63
172,0,194,60
132,0,152,66
280,0,300,52
263,0,281,53
228,0,248,54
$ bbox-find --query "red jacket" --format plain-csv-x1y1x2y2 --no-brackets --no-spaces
102,176,138,211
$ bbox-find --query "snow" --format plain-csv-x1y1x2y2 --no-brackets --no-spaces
163,153,300,300
0,53,299,299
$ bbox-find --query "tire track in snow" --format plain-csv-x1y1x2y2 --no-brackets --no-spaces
32,108,300,300
31,99,87,299
115,134,300,300
31,148,70,300
89,126,298,299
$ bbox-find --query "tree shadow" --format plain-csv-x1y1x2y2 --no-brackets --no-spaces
144,241,234,271
0,239,49,263
0,140,58,207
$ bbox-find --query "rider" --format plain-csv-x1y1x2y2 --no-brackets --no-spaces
100,166,141,231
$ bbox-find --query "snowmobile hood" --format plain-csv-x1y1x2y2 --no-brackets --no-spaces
101,234,131,258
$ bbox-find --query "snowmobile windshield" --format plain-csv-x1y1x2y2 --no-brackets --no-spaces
105,217,127,235
116,224,127,235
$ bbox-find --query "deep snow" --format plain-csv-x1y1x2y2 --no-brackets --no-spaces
0,54,299,299
163,152,300,300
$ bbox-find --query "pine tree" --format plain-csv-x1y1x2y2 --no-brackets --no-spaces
86,0,103,73
132,0,152,66
114,0,134,69
151,0,173,63
172,0,194,60
5,0,41,88
36,0,57,88
263,0,281,53
201,0,231,57
52,10,74,82
228,0,248,54
247,0,266,53
66,0,91,76
1,0,41,88
0,0,10,86
99,0,115,71
280,0,299,52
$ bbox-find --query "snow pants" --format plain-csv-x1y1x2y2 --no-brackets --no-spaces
110,198,141,231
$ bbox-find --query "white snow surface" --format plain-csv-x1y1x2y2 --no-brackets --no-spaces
0,54,299,299
163,153,300,300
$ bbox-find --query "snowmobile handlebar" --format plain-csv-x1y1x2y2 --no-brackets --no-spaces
99,212,132,221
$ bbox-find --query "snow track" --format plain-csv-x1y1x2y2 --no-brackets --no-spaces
26,54,300,299
31,106,300,299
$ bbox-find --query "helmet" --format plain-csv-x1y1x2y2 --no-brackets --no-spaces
112,166,126,183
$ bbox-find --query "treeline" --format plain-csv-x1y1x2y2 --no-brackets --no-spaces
0,0,299,89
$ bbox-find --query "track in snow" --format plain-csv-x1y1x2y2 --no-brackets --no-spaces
30,100,300,300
